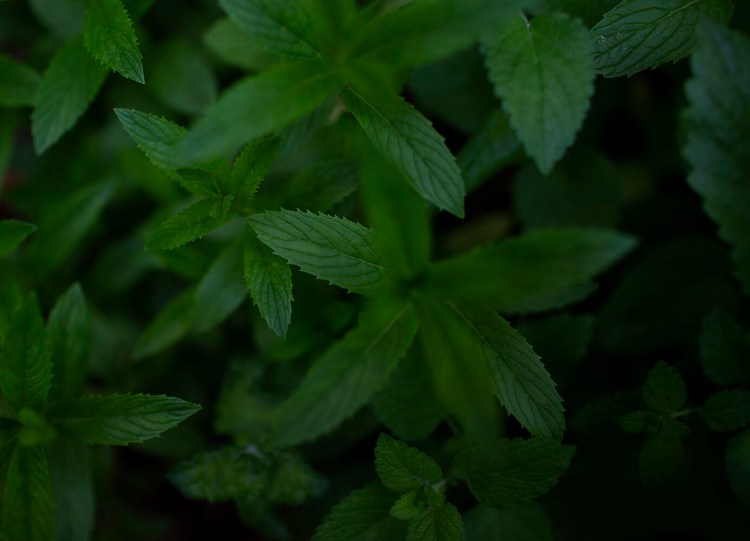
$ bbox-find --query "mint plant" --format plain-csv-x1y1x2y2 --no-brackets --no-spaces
1,0,750,539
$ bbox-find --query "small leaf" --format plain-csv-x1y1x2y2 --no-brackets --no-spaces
53,393,200,445
312,484,405,541
271,303,418,448
228,136,281,198
375,433,442,494
250,209,387,294
483,12,594,174
700,390,750,432
32,37,108,154
192,241,247,332
114,108,186,173
406,503,465,541
590,0,734,78
1,445,55,541
146,196,234,250
84,0,144,83
244,233,293,338
0,54,41,107
342,87,465,217
699,309,750,386
643,361,687,413
390,491,424,521
0,220,36,258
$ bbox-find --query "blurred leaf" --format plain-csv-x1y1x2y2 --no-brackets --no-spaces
29,0,84,39
133,287,194,359
639,419,686,484
202,17,278,70
150,41,217,115
700,390,750,432
84,0,144,83
192,240,247,332
642,361,686,413
699,309,750,386
0,55,41,107
0,220,36,258
463,504,553,541
726,428,750,506
48,440,94,541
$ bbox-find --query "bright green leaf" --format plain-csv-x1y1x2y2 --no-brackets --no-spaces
483,12,594,174
375,433,442,494
84,0,144,83
642,361,687,413
53,393,200,445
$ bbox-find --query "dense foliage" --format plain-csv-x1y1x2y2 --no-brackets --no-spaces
1,1,749,539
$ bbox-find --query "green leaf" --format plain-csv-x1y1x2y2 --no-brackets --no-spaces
642,361,686,413
180,61,340,162
174,168,221,198
684,25,750,294
18,408,56,446
228,135,280,199
0,424,19,479
0,54,41,107
0,295,51,413
219,0,320,58
84,0,144,83
146,196,234,250
312,484,405,541
483,12,594,174
1,445,55,541
619,410,660,434
271,303,419,448
150,41,216,115
639,422,685,484
192,241,247,332
28,0,84,39
389,491,424,521
244,233,293,338
372,349,443,442
53,393,200,445
700,390,750,432
0,220,36,258
266,451,327,505
250,209,387,294
450,306,565,440
407,503,465,541
699,309,750,386
425,228,636,314
32,37,108,154
590,0,734,78
375,433,442,494
202,17,278,70
133,287,194,359
114,108,186,173
47,284,90,405
455,438,575,509
48,440,94,541
342,87,465,217
463,504,553,541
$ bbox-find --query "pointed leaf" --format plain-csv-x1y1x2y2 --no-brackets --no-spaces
228,135,281,199
0,54,41,107
643,361,686,413
271,303,418,448
0,220,36,258
483,12,594,174
407,504,464,541
375,433,442,493
250,209,387,294
590,0,734,78
114,108,186,173
53,393,200,445
244,233,293,338
146,196,234,250
84,0,144,83
342,87,465,217
32,37,108,154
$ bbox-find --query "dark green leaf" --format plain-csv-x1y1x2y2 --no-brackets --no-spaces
726,429,750,506
192,241,247,332
700,390,750,432
146,196,234,250
699,309,750,386
639,425,684,484
84,0,144,83
463,504,553,541
228,136,281,199
244,233,293,338
133,288,194,358
375,433,442,493
0,220,36,258
0,54,41,107
150,41,216,115
643,361,686,413
48,440,94,541
202,17,278,70
619,411,659,434
406,503,464,541
114,108,186,173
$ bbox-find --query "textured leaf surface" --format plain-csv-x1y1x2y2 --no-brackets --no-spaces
1,445,55,541
0,220,36,258
406,504,464,541
219,0,319,58
181,61,340,161
32,37,108,154
250,210,386,294
455,438,575,508
54,393,200,445
271,304,418,448
700,390,750,432
590,0,734,77
375,434,442,493
84,0,144,83
114,109,186,172
312,484,404,541
425,228,636,314
643,361,686,413
452,306,565,440
343,87,465,217
699,309,750,386
0,54,40,107
244,234,293,338
147,197,233,250
483,12,594,174
684,25,750,294
0,296,51,413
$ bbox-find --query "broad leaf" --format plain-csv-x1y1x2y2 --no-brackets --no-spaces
424,228,636,314
0,295,51,413
483,12,594,174
455,438,575,508
180,61,341,161
312,484,405,541
700,390,750,432
451,306,565,440
407,503,465,541
192,241,247,332
271,303,418,448
684,25,750,294
0,54,41,107
375,433,442,494
343,87,465,217
150,41,216,115
146,196,234,250
32,37,108,154
699,309,750,386
0,220,36,258
202,17,278,70
250,209,387,294
1,445,55,541
590,0,734,78
53,393,200,445
114,109,186,173
244,233,293,338
48,440,94,541
642,361,686,413
84,0,144,83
